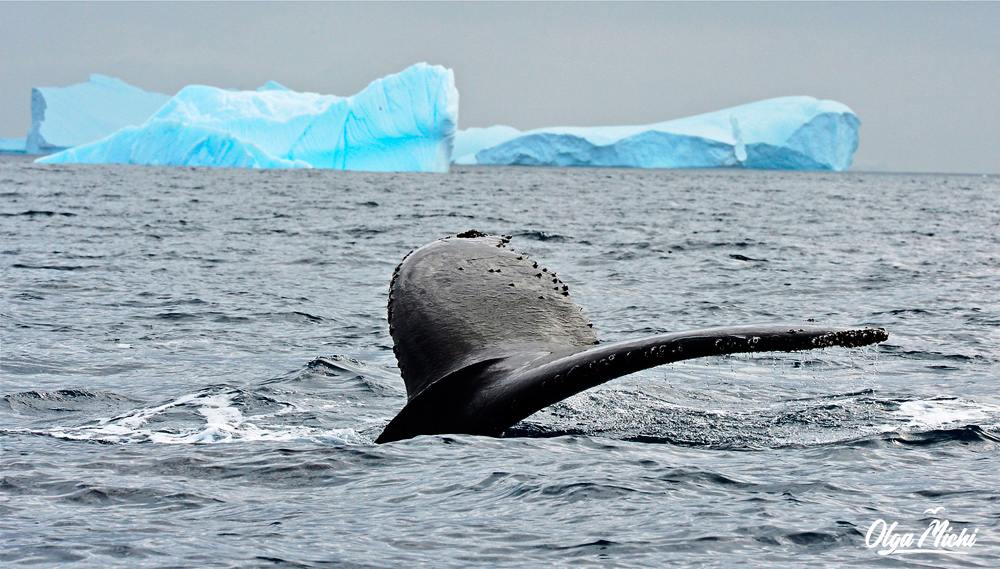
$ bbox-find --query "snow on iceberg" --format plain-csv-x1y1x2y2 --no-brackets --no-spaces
39,63,459,172
26,74,171,155
464,97,859,171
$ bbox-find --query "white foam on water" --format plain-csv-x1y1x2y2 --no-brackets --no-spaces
42,390,369,445
895,399,1000,428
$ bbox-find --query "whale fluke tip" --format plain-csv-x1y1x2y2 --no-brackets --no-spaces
813,327,888,348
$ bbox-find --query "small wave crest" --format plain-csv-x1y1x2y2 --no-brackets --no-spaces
514,230,568,242
8,387,368,446
2,389,140,415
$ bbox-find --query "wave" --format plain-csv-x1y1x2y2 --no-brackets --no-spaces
0,210,77,217
514,230,569,242
3,386,368,446
0,355,405,446
845,425,1000,447
4,365,997,450
505,390,1000,450
2,388,140,415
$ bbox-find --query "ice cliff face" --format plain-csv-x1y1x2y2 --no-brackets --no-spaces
26,74,171,155
458,97,859,171
39,63,459,172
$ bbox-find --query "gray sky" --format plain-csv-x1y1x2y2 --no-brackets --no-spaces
1,2,997,173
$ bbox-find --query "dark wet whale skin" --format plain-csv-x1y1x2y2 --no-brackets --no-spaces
377,232,888,443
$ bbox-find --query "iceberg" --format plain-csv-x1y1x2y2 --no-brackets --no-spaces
1,138,27,154
256,80,290,92
461,97,859,171
453,125,522,164
40,120,309,169
39,63,459,172
26,74,171,155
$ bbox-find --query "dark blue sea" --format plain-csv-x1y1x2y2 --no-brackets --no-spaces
2,156,998,567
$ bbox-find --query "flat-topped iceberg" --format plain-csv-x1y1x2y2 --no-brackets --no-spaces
1,138,27,154
456,97,859,171
39,63,459,172
453,125,522,163
26,74,171,155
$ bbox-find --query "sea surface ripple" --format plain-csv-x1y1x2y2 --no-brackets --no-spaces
2,157,998,567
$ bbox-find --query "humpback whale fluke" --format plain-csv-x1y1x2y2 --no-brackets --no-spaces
376,232,888,444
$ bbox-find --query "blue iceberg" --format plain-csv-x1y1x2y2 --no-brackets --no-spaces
453,125,522,164
26,74,171,155
40,120,309,169
256,80,291,92
39,63,459,172
457,97,859,171
1,138,27,154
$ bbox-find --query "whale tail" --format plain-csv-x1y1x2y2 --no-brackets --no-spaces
376,233,887,444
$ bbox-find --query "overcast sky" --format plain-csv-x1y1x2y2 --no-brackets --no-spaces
1,2,997,173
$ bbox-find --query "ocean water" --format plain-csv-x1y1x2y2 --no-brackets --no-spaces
1,157,998,567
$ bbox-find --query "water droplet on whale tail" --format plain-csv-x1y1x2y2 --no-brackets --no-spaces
376,232,888,443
